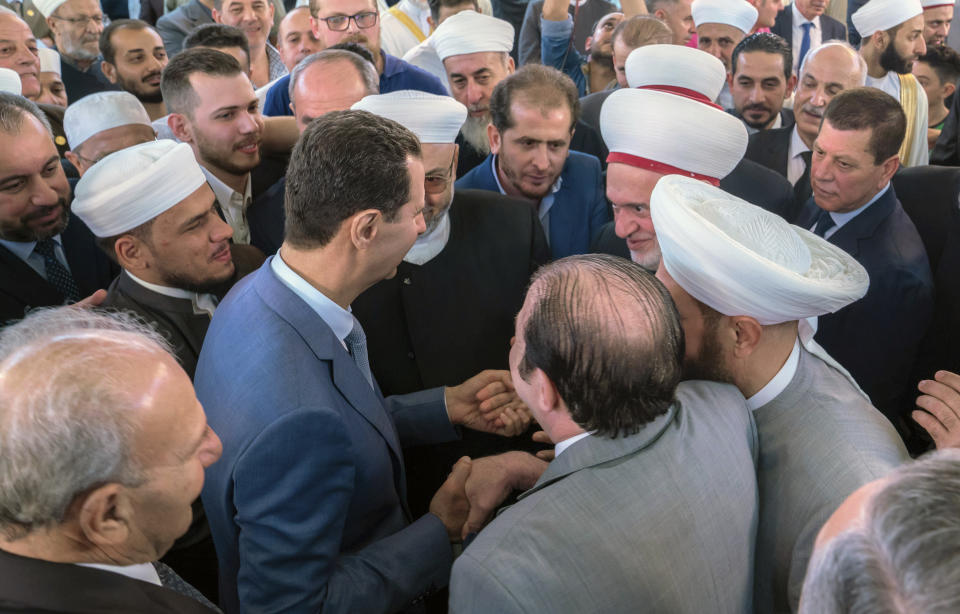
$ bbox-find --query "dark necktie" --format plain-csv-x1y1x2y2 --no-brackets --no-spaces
344,318,374,389
34,238,79,302
153,561,220,612
813,208,836,237
795,150,813,204
798,22,813,69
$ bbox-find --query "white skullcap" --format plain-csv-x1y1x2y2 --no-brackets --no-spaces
72,140,207,237
921,0,956,7
691,0,758,33
64,91,152,150
352,90,466,143
431,10,514,61
601,88,746,183
33,0,69,17
625,44,727,103
852,0,923,38
38,47,60,75
0,67,21,95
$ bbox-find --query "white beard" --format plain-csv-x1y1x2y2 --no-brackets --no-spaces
631,244,662,272
461,116,491,155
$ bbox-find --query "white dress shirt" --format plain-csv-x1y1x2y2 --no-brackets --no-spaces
791,3,822,75
787,125,811,186
555,431,591,457
202,167,252,245
746,339,801,411
270,253,354,349
77,562,161,586
491,154,562,244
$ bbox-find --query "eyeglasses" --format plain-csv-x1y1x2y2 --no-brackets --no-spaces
424,153,456,194
51,13,109,27
316,11,378,31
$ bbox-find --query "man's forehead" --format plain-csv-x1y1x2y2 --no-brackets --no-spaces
0,115,57,164
59,0,103,15
81,123,155,156
444,51,505,73
0,14,34,38
222,0,265,9
737,50,785,72
315,0,376,15
301,59,364,89
189,71,255,103
115,27,164,49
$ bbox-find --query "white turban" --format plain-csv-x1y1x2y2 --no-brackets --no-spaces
852,0,924,38
431,10,514,61
352,91,466,143
72,140,207,238
64,91,152,150
625,44,727,103
38,47,60,75
33,0,69,17
691,0,758,33
0,67,21,95
601,88,747,183
922,0,956,7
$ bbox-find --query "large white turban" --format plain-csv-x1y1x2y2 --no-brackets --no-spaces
691,0,758,33
38,48,61,76
352,90,466,143
72,140,207,238
0,68,21,95
64,91,152,150
852,0,924,38
625,44,727,103
431,10,514,61
601,88,747,183
33,0,69,17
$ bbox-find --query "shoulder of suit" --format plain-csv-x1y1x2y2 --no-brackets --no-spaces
565,150,602,174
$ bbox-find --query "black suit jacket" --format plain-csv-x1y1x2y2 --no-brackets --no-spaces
770,9,847,51
0,549,217,613
745,125,811,221
578,89,614,136
795,187,934,434
0,214,118,324
60,60,117,105
932,85,960,166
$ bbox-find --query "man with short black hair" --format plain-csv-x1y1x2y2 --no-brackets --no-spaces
915,43,960,149
183,22,251,74
99,19,168,120
922,0,955,47
729,32,795,133
457,64,609,258
795,87,934,435
449,253,760,614
644,0,695,45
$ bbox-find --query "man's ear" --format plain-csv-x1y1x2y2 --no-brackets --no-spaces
426,15,435,30
487,123,501,154
730,315,763,359
168,113,194,144
349,209,382,249
785,74,797,98
532,367,559,416
585,35,593,54
100,61,119,84
879,153,900,186
944,81,957,99
212,8,223,23
451,143,460,177
506,56,516,74
75,484,132,550
114,234,151,273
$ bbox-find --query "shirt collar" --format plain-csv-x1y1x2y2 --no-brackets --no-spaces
404,208,451,265
75,562,161,586
792,2,819,27
201,167,252,209
0,234,63,262
270,253,355,342
382,50,401,77
746,338,801,410
124,271,219,317
554,431,591,457
826,182,890,230
490,155,563,199
789,124,810,160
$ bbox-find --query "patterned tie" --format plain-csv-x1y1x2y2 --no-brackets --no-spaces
33,238,80,302
344,318,374,389
152,561,220,612
813,208,836,237
798,22,813,70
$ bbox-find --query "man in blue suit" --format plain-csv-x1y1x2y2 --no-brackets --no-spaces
194,109,529,614
796,87,933,437
456,64,609,259
770,0,846,76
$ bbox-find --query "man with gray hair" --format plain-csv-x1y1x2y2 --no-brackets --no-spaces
799,449,960,614
0,307,222,612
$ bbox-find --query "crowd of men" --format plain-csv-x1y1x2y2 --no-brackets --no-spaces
2,0,960,612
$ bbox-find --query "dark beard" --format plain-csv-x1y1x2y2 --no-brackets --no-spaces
682,318,735,384
163,268,234,296
879,41,913,74
589,50,614,71
1,198,70,242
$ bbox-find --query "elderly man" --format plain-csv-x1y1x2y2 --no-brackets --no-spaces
770,0,845,76
196,109,528,613
63,90,155,175
853,0,929,167
651,175,908,614
745,42,866,215
456,64,609,259
261,0,446,117
449,254,759,614
729,32,795,133
539,0,626,97
691,0,757,108
0,308,223,613
400,0,478,90
36,47,67,107
799,449,960,614
351,90,549,515
99,19,167,120
276,5,321,71
0,94,116,323
35,0,116,101
795,88,933,437
212,0,285,87
644,0,695,44
922,0,955,47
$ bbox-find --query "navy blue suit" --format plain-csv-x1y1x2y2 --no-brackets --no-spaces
770,9,848,55
195,260,459,614
795,187,934,434
455,152,610,259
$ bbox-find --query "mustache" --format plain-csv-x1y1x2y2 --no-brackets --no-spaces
23,200,65,222
800,103,824,118
742,103,772,114
233,137,261,151
142,70,161,83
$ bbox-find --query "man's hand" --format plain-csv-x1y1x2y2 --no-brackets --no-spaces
446,370,532,437
914,370,960,449
532,430,556,461
461,451,549,539
429,456,472,542
74,289,107,308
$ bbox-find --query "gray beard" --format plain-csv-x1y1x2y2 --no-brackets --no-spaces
461,116,491,155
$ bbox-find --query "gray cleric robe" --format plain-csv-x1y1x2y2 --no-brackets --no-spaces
752,345,909,613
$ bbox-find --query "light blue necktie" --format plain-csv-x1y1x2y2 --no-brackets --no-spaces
344,318,374,389
798,22,813,70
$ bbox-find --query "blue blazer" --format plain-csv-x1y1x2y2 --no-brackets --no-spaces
195,260,459,614
796,186,934,432
455,151,610,259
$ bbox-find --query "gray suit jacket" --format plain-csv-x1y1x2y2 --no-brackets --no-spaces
156,0,212,56
449,381,760,614
752,346,909,614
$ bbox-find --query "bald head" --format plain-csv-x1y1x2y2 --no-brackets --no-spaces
277,7,321,71
289,50,379,132
793,42,867,147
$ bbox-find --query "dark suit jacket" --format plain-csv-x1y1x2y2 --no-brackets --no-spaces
847,0,867,47
156,0,214,56
60,59,117,105
795,187,934,434
456,151,610,259
728,107,795,132
578,88,612,137
0,549,217,613
37,103,69,157
248,176,285,255
745,125,810,221
139,0,164,24
592,157,798,259
770,9,847,52
932,84,960,166
0,214,117,324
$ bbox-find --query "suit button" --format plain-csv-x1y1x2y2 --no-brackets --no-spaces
402,276,412,285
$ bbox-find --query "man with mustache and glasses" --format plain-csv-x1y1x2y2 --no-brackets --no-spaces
34,0,117,101
746,41,866,217
99,19,167,121
0,93,116,323
162,48,266,247
729,32,796,134
853,0,930,167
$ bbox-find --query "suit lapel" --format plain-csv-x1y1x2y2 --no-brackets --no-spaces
0,242,62,317
826,186,897,257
